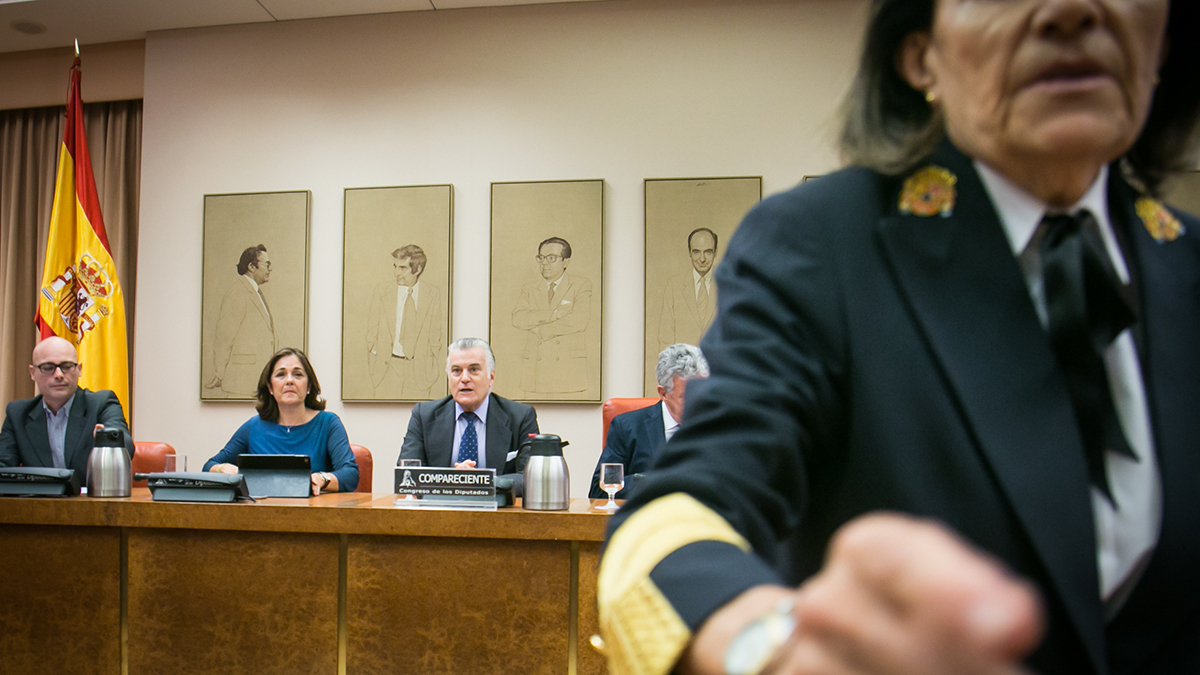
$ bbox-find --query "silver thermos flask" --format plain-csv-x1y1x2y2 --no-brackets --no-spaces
522,434,570,511
87,426,131,498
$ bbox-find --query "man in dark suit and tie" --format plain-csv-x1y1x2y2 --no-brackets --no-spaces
588,344,708,499
0,336,134,477
398,338,539,496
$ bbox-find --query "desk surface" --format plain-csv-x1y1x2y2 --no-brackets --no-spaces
0,489,613,540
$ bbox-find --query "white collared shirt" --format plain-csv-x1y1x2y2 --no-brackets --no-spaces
661,400,680,441
392,281,421,357
244,274,271,320
452,395,489,469
692,268,712,300
42,394,76,470
976,161,1161,603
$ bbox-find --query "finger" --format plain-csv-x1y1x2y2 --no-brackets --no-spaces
821,514,1043,668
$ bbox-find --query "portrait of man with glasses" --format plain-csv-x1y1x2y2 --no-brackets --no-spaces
511,236,593,396
0,336,133,475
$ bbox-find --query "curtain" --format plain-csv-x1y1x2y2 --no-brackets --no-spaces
0,100,142,411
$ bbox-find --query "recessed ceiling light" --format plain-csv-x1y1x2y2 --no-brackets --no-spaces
11,20,47,34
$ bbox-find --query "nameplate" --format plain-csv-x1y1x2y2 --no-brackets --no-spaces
394,467,497,510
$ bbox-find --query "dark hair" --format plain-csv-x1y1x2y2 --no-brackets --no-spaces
687,227,719,252
255,347,326,422
840,0,1200,193
392,245,427,277
539,237,572,259
237,245,267,276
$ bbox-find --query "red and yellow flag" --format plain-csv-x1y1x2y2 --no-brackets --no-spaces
36,56,130,415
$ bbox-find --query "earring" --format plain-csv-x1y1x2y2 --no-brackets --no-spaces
925,90,937,104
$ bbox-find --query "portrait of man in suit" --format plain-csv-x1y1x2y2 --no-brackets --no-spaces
657,227,718,353
365,245,446,399
205,244,278,397
512,236,592,396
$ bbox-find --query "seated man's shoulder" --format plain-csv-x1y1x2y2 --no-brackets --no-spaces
614,402,658,424
413,395,454,415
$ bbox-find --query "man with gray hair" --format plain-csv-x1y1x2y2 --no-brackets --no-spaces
588,344,708,499
399,337,539,496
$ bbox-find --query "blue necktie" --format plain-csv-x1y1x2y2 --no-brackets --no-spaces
459,411,479,465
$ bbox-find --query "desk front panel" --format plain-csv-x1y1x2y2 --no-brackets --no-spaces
127,528,339,675
0,525,120,675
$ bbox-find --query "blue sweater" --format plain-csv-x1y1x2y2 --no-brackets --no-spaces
203,411,359,492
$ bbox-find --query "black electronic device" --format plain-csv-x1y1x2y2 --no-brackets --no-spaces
137,471,252,503
0,467,79,497
236,454,312,498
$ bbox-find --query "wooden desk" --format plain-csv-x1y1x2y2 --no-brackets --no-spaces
0,490,612,675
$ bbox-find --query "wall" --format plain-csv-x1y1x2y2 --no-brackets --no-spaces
0,40,145,110
134,0,871,495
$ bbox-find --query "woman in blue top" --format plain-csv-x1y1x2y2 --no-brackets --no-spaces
204,347,359,494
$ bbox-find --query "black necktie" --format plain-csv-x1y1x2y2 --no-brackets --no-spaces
1039,210,1137,505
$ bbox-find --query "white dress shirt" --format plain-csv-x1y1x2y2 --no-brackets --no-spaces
392,281,420,358
452,395,489,469
976,161,1162,604
661,400,680,441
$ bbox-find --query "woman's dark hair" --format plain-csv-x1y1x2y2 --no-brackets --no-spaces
255,347,326,422
840,0,1200,193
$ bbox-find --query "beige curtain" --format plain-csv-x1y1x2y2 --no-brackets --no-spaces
0,100,142,411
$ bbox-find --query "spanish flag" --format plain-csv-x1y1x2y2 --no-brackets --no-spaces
36,56,130,416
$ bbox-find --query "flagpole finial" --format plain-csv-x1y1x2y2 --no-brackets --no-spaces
74,39,79,56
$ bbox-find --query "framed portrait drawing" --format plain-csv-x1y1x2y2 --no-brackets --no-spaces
490,180,604,403
342,184,453,402
200,191,310,401
643,177,762,395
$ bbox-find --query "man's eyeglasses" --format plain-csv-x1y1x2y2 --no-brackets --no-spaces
536,255,564,264
34,361,78,375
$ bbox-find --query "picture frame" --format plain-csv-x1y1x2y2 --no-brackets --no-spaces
200,191,310,401
490,179,604,403
342,184,454,402
643,177,762,395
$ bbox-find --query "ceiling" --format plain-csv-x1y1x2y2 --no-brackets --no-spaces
0,0,605,53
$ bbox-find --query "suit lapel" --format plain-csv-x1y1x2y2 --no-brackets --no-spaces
244,277,272,330
485,395,513,470
642,403,666,463
877,144,1105,673
428,400,456,467
63,389,89,469
1102,182,1200,670
385,285,398,345
24,399,54,467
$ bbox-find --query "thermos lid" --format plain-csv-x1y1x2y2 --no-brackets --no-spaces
524,434,568,456
94,426,124,448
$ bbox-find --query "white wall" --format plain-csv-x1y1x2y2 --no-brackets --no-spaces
134,0,870,496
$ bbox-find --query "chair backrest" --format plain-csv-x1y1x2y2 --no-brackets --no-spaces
350,444,374,493
131,442,175,488
601,398,659,446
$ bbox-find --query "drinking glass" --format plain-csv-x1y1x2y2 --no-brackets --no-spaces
599,463,624,512
164,454,186,473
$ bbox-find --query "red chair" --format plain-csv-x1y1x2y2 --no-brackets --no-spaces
131,442,174,488
350,444,374,493
601,398,658,446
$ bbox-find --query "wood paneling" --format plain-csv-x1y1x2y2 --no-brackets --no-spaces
0,525,120,675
